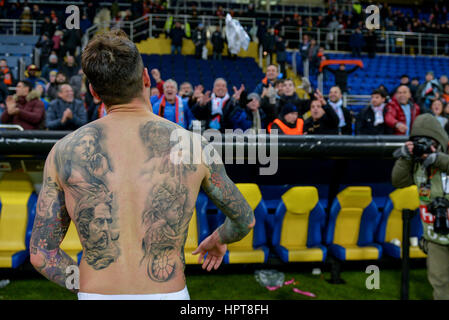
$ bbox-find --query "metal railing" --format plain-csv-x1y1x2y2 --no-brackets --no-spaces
0,19,44,36
282,26,449,57
0,125,24,131
82,13,257,45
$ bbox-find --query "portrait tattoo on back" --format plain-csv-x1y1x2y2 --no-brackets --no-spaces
55,125,121,270
139,121,197,282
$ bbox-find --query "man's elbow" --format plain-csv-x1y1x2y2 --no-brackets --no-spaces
30,249,46,270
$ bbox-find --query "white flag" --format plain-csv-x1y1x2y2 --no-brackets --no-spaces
225,13,250,55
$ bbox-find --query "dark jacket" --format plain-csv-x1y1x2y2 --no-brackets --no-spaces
190,96,236,132
211,31,225,53
192,29,206,46
62,29,81,50
278,94,310,117
384,97,421,135
324,66,359,93
35,37,54,58
275,37,286,62
356,104,393,135
262,33,276,53
61,63,80,80
1,90,45,129
170,27,185,46
41,62,61,81
46,98,87,130
303,104,340,135
230,106,267,131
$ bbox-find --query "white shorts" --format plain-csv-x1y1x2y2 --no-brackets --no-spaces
77,286,190,300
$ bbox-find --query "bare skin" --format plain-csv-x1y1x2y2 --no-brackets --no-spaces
30,68,255,295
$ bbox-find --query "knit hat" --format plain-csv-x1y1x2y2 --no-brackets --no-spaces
281,103,298,116
247,92,261,103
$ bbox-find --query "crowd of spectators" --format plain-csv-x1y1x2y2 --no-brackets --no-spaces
1,1,449,137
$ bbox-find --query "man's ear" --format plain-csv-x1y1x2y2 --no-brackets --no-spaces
143,68,151,88
89,83,101,101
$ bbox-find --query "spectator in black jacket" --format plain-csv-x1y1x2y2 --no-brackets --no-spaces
356,88,392,135
275,35,287,78
46,83,87,130
327,86,353,135
324,64,359,93
304,90,340,135
278,79,310,117
35,33,54,68
192,24,206,59
60,55,80,80
169,21,186,55
262,28,276,64
211,26,225,60
62,29,81,57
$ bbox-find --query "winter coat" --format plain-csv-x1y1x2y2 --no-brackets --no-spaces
384,97,421,135
1,90,45,129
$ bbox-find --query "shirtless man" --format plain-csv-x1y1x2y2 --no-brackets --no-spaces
29,29,255,300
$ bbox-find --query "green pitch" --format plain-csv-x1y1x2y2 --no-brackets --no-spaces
0,265,433,300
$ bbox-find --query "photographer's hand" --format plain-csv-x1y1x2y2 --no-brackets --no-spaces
422,146,438,168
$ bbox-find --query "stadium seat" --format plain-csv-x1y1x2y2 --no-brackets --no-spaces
60,221,83,265
217,183,269,264
272,187,327,262
184,192,209,264
0,172,36,268
325,186,382,261
376,186,426,259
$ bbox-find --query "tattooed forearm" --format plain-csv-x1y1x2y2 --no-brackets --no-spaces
201,143,254,244
30,174,77,291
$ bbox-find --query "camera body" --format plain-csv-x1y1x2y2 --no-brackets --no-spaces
428,197,449,235
412,136,434,160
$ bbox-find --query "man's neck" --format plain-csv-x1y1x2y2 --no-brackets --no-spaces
107,97,152,115
166,96,176,104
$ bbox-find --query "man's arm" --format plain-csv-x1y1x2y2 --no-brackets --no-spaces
192,141,255,270
347,65,359,74
30,146,77,292
17,100,45,124
68,100,87,127
46,102,63,129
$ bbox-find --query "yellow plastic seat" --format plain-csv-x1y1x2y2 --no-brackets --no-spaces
0,172,34,268
224,184,269,264
325,187,382,261
272,187,327,262
377,186,427,259
60,221,83,263
184,209,201,264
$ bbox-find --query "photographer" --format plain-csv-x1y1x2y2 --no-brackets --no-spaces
392,114,449,300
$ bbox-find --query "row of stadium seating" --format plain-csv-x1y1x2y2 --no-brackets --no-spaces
0,35,36,80
0,172,425,269
287,52,449,96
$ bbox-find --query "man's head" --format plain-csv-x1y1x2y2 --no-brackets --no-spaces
310,99,325,121
27,64,39,77
58,83,74,103
82,29,149,107
274,79,285,96
396,85,411,105
213,78,228,97
0,59,8,69
56,72,67,84
339,64,345,71
163,79,178,102
426,71,434,82
281,103,298,125
16,80,32,97
175,21,181,28
283,79,296,96
179,82,193,98
66,55,75,66
49,54,58,65
266,65,278,82
440,75,448,86
329,86,342,103
400,74,410,85
444,83,449,94
246,93,261,111
73,127,98,162
411,77,420,87
431,99,444,116
150,87,160,97
371,88,386,107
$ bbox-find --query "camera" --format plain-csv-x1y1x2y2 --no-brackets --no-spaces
428,197,449,235
412,136,434,159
